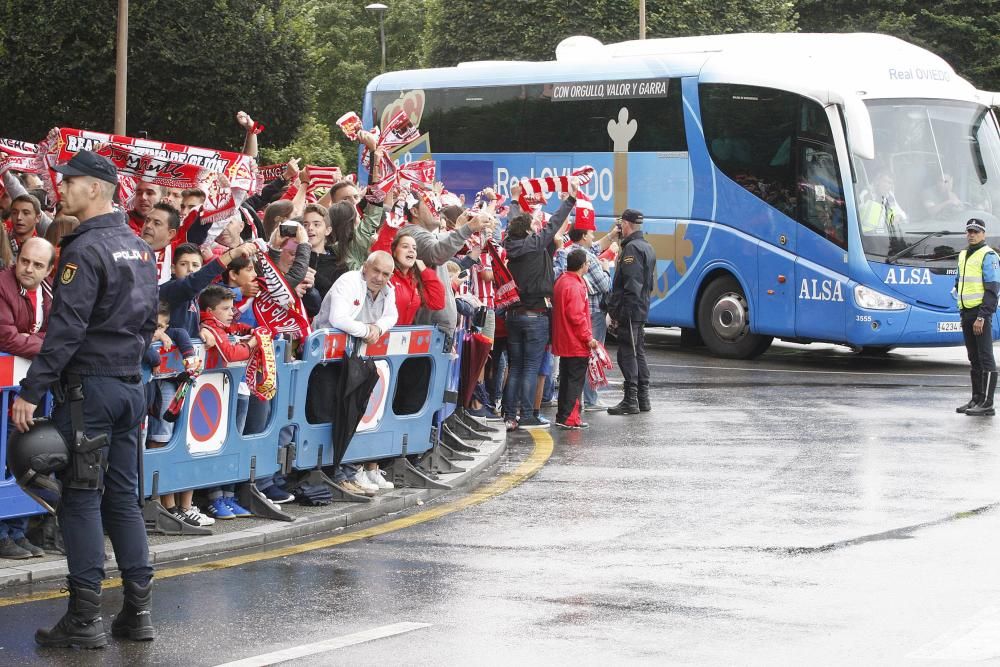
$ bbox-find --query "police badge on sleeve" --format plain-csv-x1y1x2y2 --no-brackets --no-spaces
60,263,77,285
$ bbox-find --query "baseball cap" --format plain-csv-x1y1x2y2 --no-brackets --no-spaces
966,218,987,233
621,208,644,224
52,150,118,185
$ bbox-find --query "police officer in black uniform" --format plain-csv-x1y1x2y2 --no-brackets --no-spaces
606,208,656,415
12,150,159,648
954,217,1000,416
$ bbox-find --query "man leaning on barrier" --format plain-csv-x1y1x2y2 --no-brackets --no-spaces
10,150,159,649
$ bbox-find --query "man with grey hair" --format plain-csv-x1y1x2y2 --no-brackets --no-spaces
11,149,159,648
315,249,398,344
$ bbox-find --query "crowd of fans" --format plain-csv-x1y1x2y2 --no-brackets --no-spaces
0,110,623,557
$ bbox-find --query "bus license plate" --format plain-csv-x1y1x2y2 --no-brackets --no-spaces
937,321,962,332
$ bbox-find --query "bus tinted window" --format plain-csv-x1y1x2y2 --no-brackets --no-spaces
372,80,686,153
701,83,846,247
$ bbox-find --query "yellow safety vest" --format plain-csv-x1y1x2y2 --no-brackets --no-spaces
860,197,895,234
957,245,997,309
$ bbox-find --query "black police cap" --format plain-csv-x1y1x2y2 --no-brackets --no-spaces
621,208,644,224
52,150,118,185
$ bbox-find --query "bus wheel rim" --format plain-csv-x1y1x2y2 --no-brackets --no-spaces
712,293,749,342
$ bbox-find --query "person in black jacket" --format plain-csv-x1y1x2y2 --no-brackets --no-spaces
11,150,159,648
501,177,579,431
606,208,656,416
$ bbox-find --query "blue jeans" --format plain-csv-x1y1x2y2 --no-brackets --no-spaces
503,311,550,419
541,352,555,403
0,517,28,541
584,310,607,406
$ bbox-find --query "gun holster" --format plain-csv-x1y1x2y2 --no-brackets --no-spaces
63,376,109,491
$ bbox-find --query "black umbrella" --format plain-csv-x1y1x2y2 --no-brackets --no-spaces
331,342,380,468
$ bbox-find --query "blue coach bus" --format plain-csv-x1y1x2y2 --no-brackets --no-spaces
361,33,1000,358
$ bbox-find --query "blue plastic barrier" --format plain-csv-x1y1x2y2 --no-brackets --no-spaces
0,323,456,523
0,355,47,521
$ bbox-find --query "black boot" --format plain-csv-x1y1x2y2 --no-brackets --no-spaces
637,382,651,412
608,382,640,415
35,585,107,649
957,369,984,413
967,371,997,416
112,579,155,641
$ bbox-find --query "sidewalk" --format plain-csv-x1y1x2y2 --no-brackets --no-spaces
0,426,507,589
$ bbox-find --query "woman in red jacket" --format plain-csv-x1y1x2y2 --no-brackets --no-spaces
552,248,598,429
390,232,445,325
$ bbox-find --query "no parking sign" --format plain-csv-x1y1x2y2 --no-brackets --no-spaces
186,374,231,454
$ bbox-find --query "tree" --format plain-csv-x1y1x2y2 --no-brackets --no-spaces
647,0,797,36
258,115,347,170
424,0,636,66
0,0,311,149
305,0,428,154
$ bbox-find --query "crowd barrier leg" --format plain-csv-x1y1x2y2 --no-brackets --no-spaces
383,455,450,491
298,444,371,503
237,478,293,522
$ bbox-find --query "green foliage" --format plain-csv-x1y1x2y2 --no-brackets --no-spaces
796,0,1000,91
258,115,347,168
0,0,311,149
648,0,797,36
424,0,636,66
306,0,427,152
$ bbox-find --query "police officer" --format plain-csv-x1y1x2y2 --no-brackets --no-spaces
955,217,999,416
11,150,159,648
606,208,655,415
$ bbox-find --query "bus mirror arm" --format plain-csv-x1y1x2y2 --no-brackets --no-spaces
838,95,875,161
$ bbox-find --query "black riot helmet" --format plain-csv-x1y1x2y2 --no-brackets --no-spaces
6,418,70,514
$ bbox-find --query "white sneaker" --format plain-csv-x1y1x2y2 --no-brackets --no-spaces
352,473,379,493
367,467,394,490
184,507,215,527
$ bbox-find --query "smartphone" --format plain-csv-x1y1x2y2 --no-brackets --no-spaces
279,221,299,238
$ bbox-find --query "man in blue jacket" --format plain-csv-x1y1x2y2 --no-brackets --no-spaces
12,150,159,648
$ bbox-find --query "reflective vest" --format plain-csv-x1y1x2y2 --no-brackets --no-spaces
957,245,998,309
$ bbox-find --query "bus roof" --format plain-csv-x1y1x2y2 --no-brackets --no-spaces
368,32,991,106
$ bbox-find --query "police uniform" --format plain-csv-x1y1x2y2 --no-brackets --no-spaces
606,209,656,415
17,151,159,647
954,217,999,416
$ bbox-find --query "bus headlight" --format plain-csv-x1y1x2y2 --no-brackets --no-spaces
854,285,907,310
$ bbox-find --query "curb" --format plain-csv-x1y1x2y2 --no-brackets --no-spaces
0,429,507,589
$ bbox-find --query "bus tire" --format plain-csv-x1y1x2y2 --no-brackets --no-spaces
697,276,773,359
859,346,895,356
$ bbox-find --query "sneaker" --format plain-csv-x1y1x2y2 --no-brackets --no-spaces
0,536,32,559
182,507,216,527
223,496,253,517
504,418,519,432
339,480,374,497
367,467,395,490
351,473,380,494
539,399,557,408
14,537,44,557
519,416,550,430
466,405,498,420
583,402,609,412
206,497,235,520
555,421,580,430
263,485,296,504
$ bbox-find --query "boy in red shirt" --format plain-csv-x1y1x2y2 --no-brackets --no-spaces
198,285,258,364
551,248,598,429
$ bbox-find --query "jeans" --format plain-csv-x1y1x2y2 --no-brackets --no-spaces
53,376,152,590
0,517,28,541
503,312,550,419
583,310,607,406
488,338,508,408
147,379,177,444
541,352,556,403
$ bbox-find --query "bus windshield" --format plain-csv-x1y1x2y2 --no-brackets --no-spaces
855,99,1000,264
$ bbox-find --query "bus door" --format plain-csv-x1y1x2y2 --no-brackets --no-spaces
793,138,850,340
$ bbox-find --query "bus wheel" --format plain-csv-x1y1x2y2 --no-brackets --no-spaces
679,327,703,347
859,346,894,356
697,276,773,359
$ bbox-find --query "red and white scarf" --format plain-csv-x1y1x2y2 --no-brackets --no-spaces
245,327,277,401
248,239,312,340
517,165,595,211
0,138,42,175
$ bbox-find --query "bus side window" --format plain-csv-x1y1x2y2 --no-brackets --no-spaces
799,144,847,247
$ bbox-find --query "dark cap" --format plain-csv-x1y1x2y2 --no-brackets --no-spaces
52,150,118,185
621,208,644,225
967,218,987,233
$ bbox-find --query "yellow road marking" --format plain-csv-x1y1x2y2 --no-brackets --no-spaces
0,430,553,608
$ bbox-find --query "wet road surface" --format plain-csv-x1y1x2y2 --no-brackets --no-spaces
2,331,1000,665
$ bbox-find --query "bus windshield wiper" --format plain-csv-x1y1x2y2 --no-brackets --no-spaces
885,230,958,264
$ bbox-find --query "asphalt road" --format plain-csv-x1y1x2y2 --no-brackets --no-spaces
2,331,1000,665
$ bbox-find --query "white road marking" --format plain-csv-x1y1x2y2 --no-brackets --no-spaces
908,606,1000,661
647,362,963,378
214,622,432,667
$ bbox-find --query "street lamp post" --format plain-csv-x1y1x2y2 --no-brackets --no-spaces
639,0,646,40
114,0,128,135
365,3,388,73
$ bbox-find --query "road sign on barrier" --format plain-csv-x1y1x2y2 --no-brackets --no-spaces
187,374,230,454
